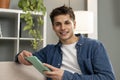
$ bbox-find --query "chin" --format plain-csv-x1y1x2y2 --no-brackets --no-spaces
60,37,70,41
58,34,71,40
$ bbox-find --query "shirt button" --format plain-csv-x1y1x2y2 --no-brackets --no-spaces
80,44,82,46
58,63,60,66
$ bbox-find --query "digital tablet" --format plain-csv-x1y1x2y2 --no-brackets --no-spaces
25,56,51,74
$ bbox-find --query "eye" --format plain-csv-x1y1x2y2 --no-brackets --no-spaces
54,22,61,26
65,21,71,25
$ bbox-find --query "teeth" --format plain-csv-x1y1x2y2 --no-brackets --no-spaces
60,31,67,35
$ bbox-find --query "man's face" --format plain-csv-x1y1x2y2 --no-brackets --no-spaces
52,14,76,42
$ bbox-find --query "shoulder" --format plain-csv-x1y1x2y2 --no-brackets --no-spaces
41,43,60,52
84,37,106,52
86,37,102,45
77,34,103,47
80,36,105,48
43,44,56,50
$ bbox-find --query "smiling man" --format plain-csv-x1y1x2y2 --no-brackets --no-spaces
15,5,115,80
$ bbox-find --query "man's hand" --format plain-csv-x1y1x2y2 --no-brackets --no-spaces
43,63,64,80
18,50,32,65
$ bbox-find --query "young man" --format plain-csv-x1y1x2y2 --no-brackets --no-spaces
15,5,115,80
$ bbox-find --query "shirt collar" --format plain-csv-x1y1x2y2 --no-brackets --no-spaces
55,34,86,47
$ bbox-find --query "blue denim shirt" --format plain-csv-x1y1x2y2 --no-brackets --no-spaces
15,34,115,80
32,34,115,80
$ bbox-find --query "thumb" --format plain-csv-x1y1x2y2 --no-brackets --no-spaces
22,50,32,57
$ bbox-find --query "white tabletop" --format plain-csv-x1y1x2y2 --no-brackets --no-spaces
0,61,46,80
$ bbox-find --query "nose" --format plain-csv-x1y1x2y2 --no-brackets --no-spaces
61,24,65,30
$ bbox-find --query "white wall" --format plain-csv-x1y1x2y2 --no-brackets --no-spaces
98,0,120,80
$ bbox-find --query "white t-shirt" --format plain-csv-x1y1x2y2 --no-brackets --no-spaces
60,42,81,74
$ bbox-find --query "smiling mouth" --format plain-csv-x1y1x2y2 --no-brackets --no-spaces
60,31,69,36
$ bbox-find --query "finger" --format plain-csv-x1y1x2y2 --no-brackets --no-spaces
45,75,59,79
43,63,58,71
18,51,32,65
18,54,31,65
44,71,57,76
44,72,57,78
22,50,32,57
44,73,60,80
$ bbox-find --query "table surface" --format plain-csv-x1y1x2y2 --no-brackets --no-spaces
0,61,46,80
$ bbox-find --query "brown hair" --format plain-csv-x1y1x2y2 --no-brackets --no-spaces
50,5,75,25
